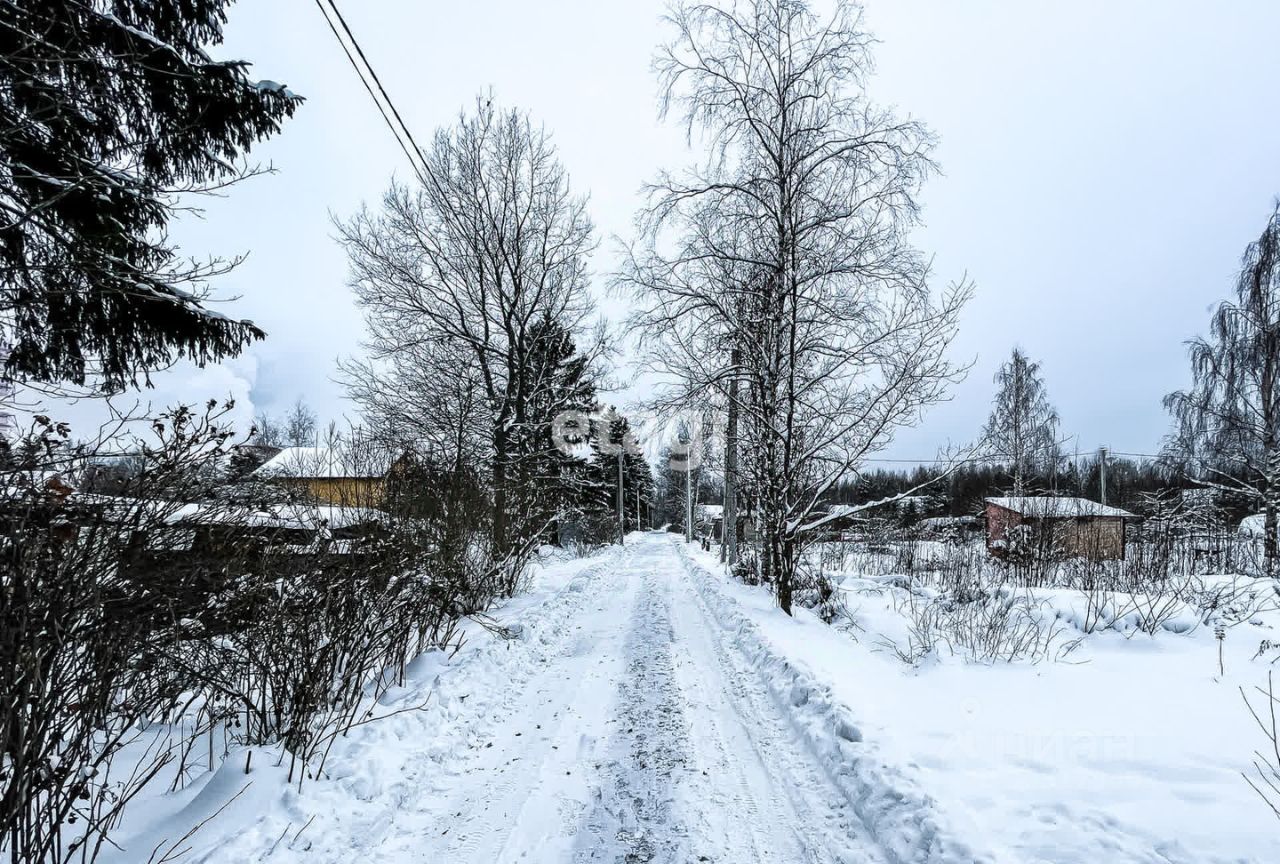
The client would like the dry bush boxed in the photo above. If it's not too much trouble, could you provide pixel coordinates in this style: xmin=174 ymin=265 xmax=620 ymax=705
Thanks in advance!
xmin=1243 ymin=672 xmax=1280 ymax=819
xmin=1 ymin=409 xmax=519 ymax=863
xmin=1 ymin=407 xmax=240 ymax=863
xmin=887 ymin=579 xmax=1078 ymax=665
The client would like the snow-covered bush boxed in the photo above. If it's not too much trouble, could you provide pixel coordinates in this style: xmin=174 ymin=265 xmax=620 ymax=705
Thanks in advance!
xmin=889 ymin=580 xmax=1078 ymax=664
xmin=732 ymin=550 xmax=762 ymax=586
xmin=0 ymin=408 xmax=520 ymax=863
xmin=793 ymin=564 xmax=845 ymax=624
xmin=0 ymin=407 xmax=245 ymax=864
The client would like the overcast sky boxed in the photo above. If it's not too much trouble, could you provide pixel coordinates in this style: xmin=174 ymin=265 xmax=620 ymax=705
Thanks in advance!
xmin=79 ymin=0 xmax=1280 ymax=462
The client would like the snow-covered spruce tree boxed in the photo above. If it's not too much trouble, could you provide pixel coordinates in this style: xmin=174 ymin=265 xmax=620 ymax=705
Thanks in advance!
xmin=626 ymin=0 xmax=970 ymax=614
xmin=337 ymin=96 xmax=604 ymax=563
xmin=1165 ymin=205 xmax=1280 ymax=570
xmin=983 ymin=348 xmax=1060 ymax=494
xmin=583 ymin=410 xmax=655 ymax=542
xmin=509 ymin=316 xmax=602 ymax=547
xmin=0 ymin=0 xmax=300 ymax=391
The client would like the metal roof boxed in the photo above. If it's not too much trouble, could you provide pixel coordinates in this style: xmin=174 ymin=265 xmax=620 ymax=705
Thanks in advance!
xmin=985 ymin=496 xmax=1134 ymax=519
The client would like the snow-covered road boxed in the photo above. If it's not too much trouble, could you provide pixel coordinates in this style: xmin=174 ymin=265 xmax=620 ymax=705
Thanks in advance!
xmin=110 ymin=532 xmax=973 ymax=864
xmin=392 ymin=533 xmax=892 ymax=863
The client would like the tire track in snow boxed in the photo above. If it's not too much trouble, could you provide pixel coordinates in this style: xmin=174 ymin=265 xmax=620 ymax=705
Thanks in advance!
xmin=575 ymin=535 xmax=882 ymax=864
xmin=666 ymin=541 xmax=887 ymax=864
xmin=406 ymin=544 xmax=639 ymax=863
xmin=574 ymin=554 xmax=689 ymax=863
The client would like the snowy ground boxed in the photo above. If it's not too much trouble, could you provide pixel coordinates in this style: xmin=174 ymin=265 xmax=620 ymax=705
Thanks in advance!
xmin=104 ymin=533 xmax=1280 ymax=863
xmin=687 ymin=542 xmax=1280 ymax=864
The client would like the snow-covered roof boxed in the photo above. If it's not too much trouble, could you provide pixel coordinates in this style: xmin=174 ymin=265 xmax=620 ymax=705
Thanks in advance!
xmin=254 ymin=446 xmax=388 ymax=480
xmin=821 ymin=504 xmax=872 ymax=519
xmin=1239 ymin=514 xmax=1278 ymax=538
xmin=985 ymin=497 xmax=1134 ymax=519
xmin=921 ymin=515 xmax=979 ymax=527
xmin=166 ymin=501 xmax=387 ymax=531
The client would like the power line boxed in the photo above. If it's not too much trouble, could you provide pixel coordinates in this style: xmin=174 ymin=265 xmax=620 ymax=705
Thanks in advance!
xmin=856 ymin=449 xmax=1166 ymax=465
xmin=312 ymin=0 xmax=432 ymax=188
xmin=319 ymin=0 xmax=431 ymax=175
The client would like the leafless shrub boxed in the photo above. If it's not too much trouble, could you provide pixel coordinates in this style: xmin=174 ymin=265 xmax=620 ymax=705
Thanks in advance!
xmin=888 ymin=580 xmax=1077 ymax=665
xmin=1 ymin=406 xmax=518 ymax=862
xmin=793 ymin=561 xmax=843 ymax=624
xmin=0 ymin=406 xmax=242 ymax=864
xmin=1243 ymin=672 xmax=1280 ymax=819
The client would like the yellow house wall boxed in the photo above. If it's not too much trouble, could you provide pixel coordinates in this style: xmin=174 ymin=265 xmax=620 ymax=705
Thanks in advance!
xmin=287 ymin=478 xmax=387 ymax=508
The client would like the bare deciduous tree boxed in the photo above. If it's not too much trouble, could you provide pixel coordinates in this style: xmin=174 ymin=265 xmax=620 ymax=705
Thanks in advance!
xmin=983 ymin=348 xmax=1060 ymax=494
xmin=251 ymin=411 xmax=284 ymax=448
xmin=337 ymin=96 xmax=603 ymax=560
xmin=284 ymin=399 xmax=318 ymax=447
xmin=623 ymin=0 xmax=971 ymax=613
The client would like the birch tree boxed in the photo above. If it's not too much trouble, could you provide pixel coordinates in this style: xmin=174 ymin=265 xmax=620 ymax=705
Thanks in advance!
xmin=625 ymin=0 xmax=970 ymax=613
xmin=1166 ymin=205 xmax=1280 ymax=570
xmin=982 ymin=348 xmax=1060 ymax=494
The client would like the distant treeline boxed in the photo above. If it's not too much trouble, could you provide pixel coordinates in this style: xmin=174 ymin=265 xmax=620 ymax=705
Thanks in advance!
xmin=825 ymin=457 xmax=1251 ymax=520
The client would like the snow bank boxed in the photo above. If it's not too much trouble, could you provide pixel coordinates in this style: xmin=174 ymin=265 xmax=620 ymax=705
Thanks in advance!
xmin=677 ymin=543 xmax=989 ymax=864
xmin=808 ymin=567 xmax=1280 ymax=861
xmin=99 ymin=548 xmax=620 ymax=863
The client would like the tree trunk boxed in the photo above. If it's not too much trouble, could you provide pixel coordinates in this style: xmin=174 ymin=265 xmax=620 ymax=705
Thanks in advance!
xmin=778 ymin=533 xmax=796 ymax=615
xmin=617 ymin=452 xmax=625 ymax=546
xmin=1264 ymin=344 xmax=1279 ymax=574
xmin=1266 ymin=446 xmax=1279 ymax=573
xmin=685 ymin=451 xmax=693 ymax=544
xmin=492 ymin=430 xmax=509 ymax=566
xmin=1266 ymin=504 xmax=1277 ymax=571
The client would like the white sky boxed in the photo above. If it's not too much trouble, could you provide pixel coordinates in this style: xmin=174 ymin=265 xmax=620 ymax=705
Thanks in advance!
xmin=91 ymin=0 xmax=1280 ymax=462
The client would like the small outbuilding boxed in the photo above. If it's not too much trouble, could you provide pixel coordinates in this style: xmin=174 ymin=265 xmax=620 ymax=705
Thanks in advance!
xmin=806 ymin=504 xmax=872 ymax=538
xmin=985 ymin=496 xmax=1135 ymax=561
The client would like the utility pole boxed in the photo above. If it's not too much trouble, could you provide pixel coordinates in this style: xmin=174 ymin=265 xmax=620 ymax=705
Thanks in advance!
xmin=685 ymin=451 xmax=693 ymax=544
xmin=617 ymin=450 xmax=625 ymax=546
xmin=1099 ymin=445 xmax=1109 ymax=507
xmin=636 ymin=483 xmax=641 ymax=532
xmin=723 ymin=355 xmax=740 ymax=566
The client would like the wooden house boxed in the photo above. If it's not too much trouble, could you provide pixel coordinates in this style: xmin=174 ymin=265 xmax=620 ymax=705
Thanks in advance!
xmin=984 ymin=496 xmax=1135 ymax=560
xmin=253 ymin=446 xmax=397 ymax=508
